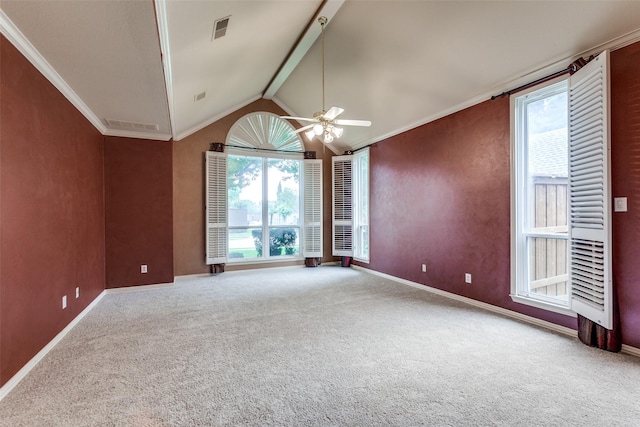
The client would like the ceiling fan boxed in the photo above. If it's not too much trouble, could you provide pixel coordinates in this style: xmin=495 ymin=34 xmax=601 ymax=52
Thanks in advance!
xmin=281 ymin=16 xmax=371 ymax=144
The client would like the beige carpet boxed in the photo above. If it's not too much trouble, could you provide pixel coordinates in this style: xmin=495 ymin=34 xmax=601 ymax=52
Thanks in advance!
xmin=1 ymin=265 xmax=640 ymax=426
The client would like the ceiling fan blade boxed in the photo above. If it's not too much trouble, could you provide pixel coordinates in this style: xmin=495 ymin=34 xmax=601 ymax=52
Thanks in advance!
xmin=334 ymin=119 xmax=372 ymax=127
xmin=280 ymin=116 xmax=317 ymax=123
xmin=293 ymin=124 xmax=314 ymax=134
xmin=324 ymin=106 xmax=344 ymax=120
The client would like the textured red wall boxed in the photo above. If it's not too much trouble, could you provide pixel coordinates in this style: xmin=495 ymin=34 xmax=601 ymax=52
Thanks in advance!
xmin=0 ymin=36 xmax=106 ymax=385
xmin=365 ymin=42 xmax=640 ymax=336
xmin=366 ymin=94 xmax=576 ymax=330
xmin=104 ymin=137 xmax=173 ymax=288
xmin=611 ymin=43 xmax=640 ymax=349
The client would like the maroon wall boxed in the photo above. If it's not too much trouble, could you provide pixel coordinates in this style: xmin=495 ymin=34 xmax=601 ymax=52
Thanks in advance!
xmin=104 ymin=137 xmax=173 ymax=288
xmin=364 ymin=41 xmax=640 ymax=338
xmin=368 ymin=97 xmax=512 ymax=308
xmin=611 ymin=42 xmax=640 ymax=348
xmin=0 ymin=36 xmax=106 ymax=386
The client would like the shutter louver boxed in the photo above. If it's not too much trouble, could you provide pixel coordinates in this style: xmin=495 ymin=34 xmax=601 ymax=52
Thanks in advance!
xmin=568 ymin=50 xmax=612 ymax=329
xmin=303 ymin=159 xmax=323 ymax=257
xmin=332 ymin=156 xmax=353 ymax=256
xmin=205 ymin=151 xmax=228 ymax=265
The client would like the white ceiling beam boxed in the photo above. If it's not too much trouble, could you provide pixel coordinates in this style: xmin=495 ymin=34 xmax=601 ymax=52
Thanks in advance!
xmin=262 ymin=0 xmax=344 ymax=100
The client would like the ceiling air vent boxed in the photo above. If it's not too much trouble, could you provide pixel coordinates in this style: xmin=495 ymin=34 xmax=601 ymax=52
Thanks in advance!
xmin=105 ymin=119 xmax=160 ymax=132
xmin=212 ymin=16 xmax=230 ymax=40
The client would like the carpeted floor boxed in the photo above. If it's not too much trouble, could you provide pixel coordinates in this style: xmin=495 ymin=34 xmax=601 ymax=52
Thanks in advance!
xmin=1 ymin=265 xmax=640 ymax=426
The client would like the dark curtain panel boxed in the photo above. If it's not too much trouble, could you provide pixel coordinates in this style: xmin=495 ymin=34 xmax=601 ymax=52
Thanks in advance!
xmin=577 ymin=295 xmax=621 ymax=352
xmin=576 ymin=261 xmax=622 ymax=350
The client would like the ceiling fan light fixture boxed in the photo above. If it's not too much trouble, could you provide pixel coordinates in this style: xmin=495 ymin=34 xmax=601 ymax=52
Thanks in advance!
xmin=279 ymin=16 xmax=371 ymax=146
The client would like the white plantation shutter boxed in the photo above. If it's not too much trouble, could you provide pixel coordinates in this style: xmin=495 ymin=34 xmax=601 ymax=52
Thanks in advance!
xmin=303 ymin=159 xmax=323 ymax=257
xmin=205 ymin=151 xmax=228 ymax=265
xmin=332 ymin=155 xmax=353 ymax=256
xmin=568 ymin=50 xmax=612 ymax=329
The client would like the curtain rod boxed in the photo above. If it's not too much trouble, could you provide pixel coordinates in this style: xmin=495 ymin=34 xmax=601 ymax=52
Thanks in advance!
xmin=211 ymin=142 xmax=305 ymax=155
xmin=490 ymin=64 xmax=577 ymax=100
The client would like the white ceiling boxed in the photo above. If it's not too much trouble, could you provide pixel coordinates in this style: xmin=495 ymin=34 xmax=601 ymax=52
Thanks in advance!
xmin=2 ymin=1 xmax=640 ymax=153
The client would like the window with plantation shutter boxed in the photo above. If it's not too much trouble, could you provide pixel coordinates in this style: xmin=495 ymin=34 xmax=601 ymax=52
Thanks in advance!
xmin=352 ymin=148 xmax=370 ymax=262
xmin=568 ymin=50 xmax=612 ymax=329
xmin=511 ymin=50 xmax=612 ymax=323
xmin=303 ymin=159 xmax=323 ymax=257
xmin=205 ymin=151 xmax=228 ymax=265
xmin=332 ymin=156 xmax=353 ymax=256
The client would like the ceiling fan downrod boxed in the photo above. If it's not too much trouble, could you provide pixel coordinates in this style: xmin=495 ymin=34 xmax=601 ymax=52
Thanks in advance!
xmin=319 ymin=16 xmax=327 ymax=115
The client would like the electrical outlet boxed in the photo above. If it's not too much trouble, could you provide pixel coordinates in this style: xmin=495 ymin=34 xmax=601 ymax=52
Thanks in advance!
xmin=465 ymin=273 xmax=472 ymax=284
xmin=76 ymin=287 xmax=80 ymax=298
xmin=141 ymin=264 xmax=148 ymax=273
xmin=421 ymin=264 xmax=427 ymax=273
xmin=62 ymin=295 xmax=67 ymax=309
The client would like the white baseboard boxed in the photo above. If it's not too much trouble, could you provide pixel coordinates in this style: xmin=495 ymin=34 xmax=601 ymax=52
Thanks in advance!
xmin=621 ymin=344 xmax=640 ymax=358
xmin=174 ymin=273 xmax=211 ymax=281
xmin=173 ymin=262 xmax=340 ymax=281
xmin=0 ymin=290 xmax=106 ymax=402
xmin=352 ymin=265 xmax=640 ymax=357
xmin=105 ymin=282 xmax=174 ymax=293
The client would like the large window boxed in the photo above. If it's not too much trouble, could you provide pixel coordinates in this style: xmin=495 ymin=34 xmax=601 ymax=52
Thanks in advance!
xmin=353 ymin=148 xmax=369 ymax=262
xmin=512 ymin=52 xmax=612 ymax=326
xmin=206 ymin=112 xmax=324 ymax=266
xmin=512 ymin=79 xmax=571 ymax=313
xmin=228 ymin=154 xmax=302 ymax=261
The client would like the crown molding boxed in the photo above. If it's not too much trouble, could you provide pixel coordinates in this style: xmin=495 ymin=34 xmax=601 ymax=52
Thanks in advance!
xmin=0 ymin=10 xmax=107 ymax=134
xmin=103 ymin=129 xmax=172 ymax=141
xmin=173 ymin=95 xmax=261 ymax=141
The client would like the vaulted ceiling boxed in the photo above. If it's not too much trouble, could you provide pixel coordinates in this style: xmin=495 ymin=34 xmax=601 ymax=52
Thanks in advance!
xmin=2 ymin=1 xmax=640 ymax=153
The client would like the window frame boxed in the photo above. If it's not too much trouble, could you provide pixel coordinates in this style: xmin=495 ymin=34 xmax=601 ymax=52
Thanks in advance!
xmin=352 ymin=148 xmax=370 ymax=263
xmin=510 ymin=77 xmax=576 ymax=317
xmin=226 ymin=149 xmax=304 ymax=264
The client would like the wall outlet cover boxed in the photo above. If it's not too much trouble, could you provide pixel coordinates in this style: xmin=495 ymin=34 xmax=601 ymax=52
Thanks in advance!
xmin=614 ymin=197 xmax=628 ymax=212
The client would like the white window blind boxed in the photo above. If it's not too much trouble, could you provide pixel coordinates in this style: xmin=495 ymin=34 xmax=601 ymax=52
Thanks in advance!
xmin=205 ymin=151 xmax=228 ymax=265
xmin=568 ymin=50 xmax=613 ymax=329
xmin=332 ymin=155 xmax=353 ymax=256
xmin=303 ymin=159 xmax=323 ymax=257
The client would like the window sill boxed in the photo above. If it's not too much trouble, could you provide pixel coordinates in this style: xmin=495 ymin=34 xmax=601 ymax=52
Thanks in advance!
xmin=509 ymin=294 xmax=577 ymax=318
xmin=227 ymin=256 xmax=303 ymax=266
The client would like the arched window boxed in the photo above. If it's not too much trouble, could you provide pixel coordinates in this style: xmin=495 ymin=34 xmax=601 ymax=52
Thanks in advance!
xmin=206 ymin=112 xmax=322 ymax=266
xmin=215 ymin=112 xmax=320 ymax=263
xmin=226 ymin=112 xmax=304 ymax=152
